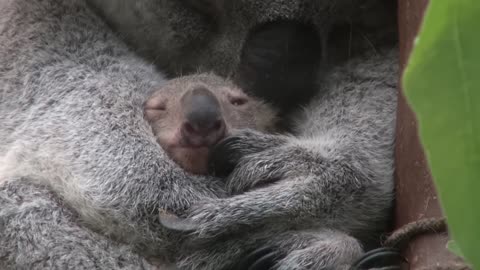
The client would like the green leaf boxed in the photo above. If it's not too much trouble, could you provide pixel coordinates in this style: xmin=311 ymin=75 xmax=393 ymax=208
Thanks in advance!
xmin=403 ymin=0 xmax=480 ymax=268
xmin=447 ymin=240 xmax=464 ymax=259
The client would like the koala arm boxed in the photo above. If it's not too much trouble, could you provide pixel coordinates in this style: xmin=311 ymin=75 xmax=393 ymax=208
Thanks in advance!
xmin=178 ymin=142 xmax=377 ymax=238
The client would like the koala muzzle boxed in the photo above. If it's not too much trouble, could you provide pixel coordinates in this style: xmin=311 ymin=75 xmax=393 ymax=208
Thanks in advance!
xmin=181 ymin=86 xmax=226 ymax=147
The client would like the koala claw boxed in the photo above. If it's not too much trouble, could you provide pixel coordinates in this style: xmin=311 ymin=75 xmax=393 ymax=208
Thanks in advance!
xmin=235 ymin=247 xmax=281 ymax=270
xmin=158 ymin=210 xmax=198 ymax=233
xmin=159 ymin=201 xmax=231 ymax=241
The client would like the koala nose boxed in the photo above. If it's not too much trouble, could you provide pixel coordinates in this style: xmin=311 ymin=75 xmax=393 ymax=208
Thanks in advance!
xmin=181 ymin=87 xmax=226 ymax=147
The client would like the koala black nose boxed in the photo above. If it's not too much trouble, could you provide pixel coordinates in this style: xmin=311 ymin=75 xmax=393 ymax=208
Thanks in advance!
xmin=181 ymin=87 xmax=226 ymax=147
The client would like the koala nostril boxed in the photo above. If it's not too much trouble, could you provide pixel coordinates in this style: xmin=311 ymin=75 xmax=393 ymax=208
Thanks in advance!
xmin=211 ymin=119 xmax=226 ymax=142
xmin=183 ymin=118 xmax=224 ymax=136
xmin=181 ymin=118 xmax=226 ymax=147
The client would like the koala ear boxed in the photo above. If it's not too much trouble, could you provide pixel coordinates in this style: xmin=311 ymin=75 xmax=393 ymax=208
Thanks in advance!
xmin=182 ymin=0 xmax=223 ymax=18
xmin=234 ymin=21 xmax=323 ymax=115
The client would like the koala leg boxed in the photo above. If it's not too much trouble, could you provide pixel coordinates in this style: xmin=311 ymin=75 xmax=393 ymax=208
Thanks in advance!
xmin=0 ymin=178 xmax=158 ymax=270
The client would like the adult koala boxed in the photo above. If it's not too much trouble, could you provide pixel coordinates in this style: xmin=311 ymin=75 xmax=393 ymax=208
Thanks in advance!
xmin=87 ymin=0 xmax=399 ymax=269
xmin=0 ymin=0 xmax=399 ymax=270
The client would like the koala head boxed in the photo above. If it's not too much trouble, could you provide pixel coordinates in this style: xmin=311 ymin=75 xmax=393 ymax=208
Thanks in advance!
xmin=144 ymin=73 xmax=277 ymax=174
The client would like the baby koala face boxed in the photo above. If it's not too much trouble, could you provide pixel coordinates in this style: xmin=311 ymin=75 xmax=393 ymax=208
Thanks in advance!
xmin=144 ymin=73 xmax=277 ymax=175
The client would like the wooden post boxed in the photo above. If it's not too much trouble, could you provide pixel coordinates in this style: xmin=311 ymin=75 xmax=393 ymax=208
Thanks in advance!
xmin=395 ymin=0 xmax=464 ymax=268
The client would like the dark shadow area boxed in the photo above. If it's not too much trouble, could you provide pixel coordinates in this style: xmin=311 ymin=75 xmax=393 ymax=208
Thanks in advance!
xmin=235 ymin=21 xmax=322 ymax=118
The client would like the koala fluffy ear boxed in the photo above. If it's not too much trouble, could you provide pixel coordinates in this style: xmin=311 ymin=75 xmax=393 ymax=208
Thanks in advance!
xmin=182 ymin=0 xmax=224 ymax=18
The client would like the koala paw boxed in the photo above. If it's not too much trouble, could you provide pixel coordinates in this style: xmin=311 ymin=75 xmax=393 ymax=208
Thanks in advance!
xmin=224 ymin=141 xmax=319 ymax=195
xmin=208 ymin=129 xmax=287 ymax=178
xmin=234 ymin=247 xmax=283 ymax=270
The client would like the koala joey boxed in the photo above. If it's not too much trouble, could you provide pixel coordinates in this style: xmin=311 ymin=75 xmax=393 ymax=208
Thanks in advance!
xmin=153 ymin=49 xmax=399 ymax=270
xmin=144 ymin=73 xmax=277 ymax=175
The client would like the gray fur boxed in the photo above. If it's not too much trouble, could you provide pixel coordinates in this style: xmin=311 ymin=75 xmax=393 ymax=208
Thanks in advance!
xmin=0 ymin=178 xmax=159 ymax=270
xmin=0 ymin=0 xmax=225 ymax=268
xmin=85 ymin=1 xmax=399 ymax=268
xmin=0 ymin=0 xmax=399 ymax=269
xmin=86 ymin=0 xmax=394 ymax=76
xmin=175 ymin=49 xmax=398 ymax=269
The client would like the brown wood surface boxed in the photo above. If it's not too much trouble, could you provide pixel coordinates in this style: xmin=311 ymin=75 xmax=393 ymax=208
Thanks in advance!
xmin=395 ymin=0 xmax=464 ymax=268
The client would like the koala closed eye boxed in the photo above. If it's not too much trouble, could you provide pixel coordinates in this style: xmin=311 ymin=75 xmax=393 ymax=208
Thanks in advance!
xmin=145 ymin=95 xmax=167 ymax=111
xmin=227 ymin=93 xmax=249 ymax=106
